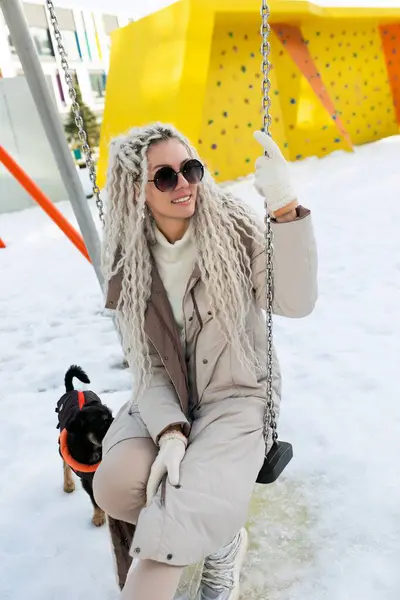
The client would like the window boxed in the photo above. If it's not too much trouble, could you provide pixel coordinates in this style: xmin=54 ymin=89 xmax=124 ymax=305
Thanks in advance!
xmin=102 ymin=15 xmax=119 ymax=35
xmin=55 ymin=71 xmax=66 ymax=104
xmin=7 ymin=25 xmax=55 ymax=58
xmin=103 ymin=14 xmax=119 ymax=52
xmin=60 ymin=30 xmax=82 ymax=61
xmin=6 ymin=26 xmax=17 ymax=54
xmin=30 ymin=27 xmax=54 ymax=57
xmin=89 ymin=71 xmax=107 ymax=100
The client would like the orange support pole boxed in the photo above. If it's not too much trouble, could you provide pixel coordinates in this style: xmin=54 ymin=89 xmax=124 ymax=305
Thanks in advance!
xmin=0 ymin=238 xmax=6 ymax=248
xmin=0 ymin=145 xmax=90 ymax=262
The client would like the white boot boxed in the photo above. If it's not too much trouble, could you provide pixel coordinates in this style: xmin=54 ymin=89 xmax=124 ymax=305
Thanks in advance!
xmin=194 ymin=528 xmax=248 ymax=600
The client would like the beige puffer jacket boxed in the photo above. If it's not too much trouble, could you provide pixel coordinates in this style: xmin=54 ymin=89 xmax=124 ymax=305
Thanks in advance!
xmin=101 ymin=206 xmax=317 ymax=566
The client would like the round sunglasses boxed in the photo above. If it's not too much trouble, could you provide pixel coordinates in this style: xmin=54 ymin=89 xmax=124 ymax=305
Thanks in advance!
xmin=148 ymin=159 xmax=204 ymax=192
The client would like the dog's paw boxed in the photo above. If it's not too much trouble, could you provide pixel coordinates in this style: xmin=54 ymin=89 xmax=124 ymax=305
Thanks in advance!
xmin=64 ymin=480 xmax=75 ymax=493
xmin=92 ymin=507 xmax=106 ymax=527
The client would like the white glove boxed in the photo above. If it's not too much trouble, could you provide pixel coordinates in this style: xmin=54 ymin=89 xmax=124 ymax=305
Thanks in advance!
xmin=146 ymin=431 xmax=187 ymax=506
xmin=253 ymin=130 xmax=297 ymax=216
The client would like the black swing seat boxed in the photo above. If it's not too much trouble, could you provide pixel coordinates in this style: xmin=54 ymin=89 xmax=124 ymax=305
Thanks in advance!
xmin=256 ymin=440 xmax=293 ymax=484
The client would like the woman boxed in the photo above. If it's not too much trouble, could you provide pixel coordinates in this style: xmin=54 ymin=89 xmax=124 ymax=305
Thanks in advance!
xmin=93 ymin=122 xmax=318 ymax=600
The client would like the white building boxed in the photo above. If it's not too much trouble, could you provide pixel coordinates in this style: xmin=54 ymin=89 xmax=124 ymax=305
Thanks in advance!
xmin=0 ymin=1 xmax=132 ymax=115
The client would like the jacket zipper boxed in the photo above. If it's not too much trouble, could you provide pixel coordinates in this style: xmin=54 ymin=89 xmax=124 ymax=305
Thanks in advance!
xmin=190 ymin=288 xmax=203 ymax=411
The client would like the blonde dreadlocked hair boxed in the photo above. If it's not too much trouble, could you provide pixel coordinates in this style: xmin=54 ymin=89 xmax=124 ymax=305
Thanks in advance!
xmin=101 ymin=122 xmax=266 ymax=408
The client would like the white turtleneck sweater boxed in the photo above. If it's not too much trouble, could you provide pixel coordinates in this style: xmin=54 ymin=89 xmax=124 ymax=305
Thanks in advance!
xmin=151 ymin=221 xmax=197 ymax=339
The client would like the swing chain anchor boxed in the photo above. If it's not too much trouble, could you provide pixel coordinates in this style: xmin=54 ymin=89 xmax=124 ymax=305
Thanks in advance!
xmin=45 ymin=0 xmax=105 ymax=226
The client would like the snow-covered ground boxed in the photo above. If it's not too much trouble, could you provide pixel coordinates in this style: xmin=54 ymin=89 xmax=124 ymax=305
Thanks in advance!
xmin=1 ymin=136 xmax=400 ymax=600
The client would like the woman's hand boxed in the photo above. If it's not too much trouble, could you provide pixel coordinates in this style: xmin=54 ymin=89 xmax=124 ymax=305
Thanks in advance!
xmin=146 ymin=430 xmax=187 ymax=506
xmin=253 ymin=130 xmax=298 ymax=219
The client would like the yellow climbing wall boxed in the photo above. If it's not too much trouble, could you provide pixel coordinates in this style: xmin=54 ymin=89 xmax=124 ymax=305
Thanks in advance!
xmin=271 ymin=28 xmax=350 ymax=163
xmin=302 ymin=21 xmax=397 ymax=147
xmin=97 ymin=1 xmax=400 ymax=186
xmin=198 ymin=15 xmax=398 ymax=181
xmin=198 ymin=14 xmax=286 ymax=182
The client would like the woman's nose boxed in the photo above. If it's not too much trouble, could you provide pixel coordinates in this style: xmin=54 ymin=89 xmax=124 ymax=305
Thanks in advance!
xmin=176 ymin=172 xmax=189 ymax=188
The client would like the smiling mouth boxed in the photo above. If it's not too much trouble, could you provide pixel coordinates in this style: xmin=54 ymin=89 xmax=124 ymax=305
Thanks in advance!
xmin=171 ymin=195 xmax=191 ymax=205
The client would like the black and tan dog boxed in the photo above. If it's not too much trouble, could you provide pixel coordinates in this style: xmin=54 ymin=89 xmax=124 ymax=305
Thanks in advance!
xmin=56 ymin=365 xmax=113 ymax=526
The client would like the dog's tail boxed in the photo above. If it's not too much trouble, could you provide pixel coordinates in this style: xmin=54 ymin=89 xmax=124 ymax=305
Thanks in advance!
xmin=65 ymin=365 xmax=90 ymax=392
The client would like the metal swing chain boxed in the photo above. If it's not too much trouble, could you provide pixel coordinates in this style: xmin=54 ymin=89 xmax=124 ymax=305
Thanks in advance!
xmin=261 ymin=0 xmax=278 ymax=453
xmin=46 ymin=1 xmax=275 ymax=449
xmin=45 ymin=0 xmax=105 ymax=226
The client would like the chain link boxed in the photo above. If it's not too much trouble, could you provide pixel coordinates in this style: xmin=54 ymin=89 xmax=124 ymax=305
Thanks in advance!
xmin=261 ymin=1 xmax=278 ymax=452
xmin=45 ymin=0 xmax=105 ymax=225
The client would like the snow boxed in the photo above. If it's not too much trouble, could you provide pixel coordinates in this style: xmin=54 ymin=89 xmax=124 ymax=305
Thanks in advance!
xmin=1 ymin=135 xmax=400 ymax=600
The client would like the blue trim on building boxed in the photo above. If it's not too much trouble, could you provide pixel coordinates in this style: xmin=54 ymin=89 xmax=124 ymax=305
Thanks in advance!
xmin=84 ymin=30 xmax=92 ymax=60
xmin=74 ymin=30 xmax=82 ymax=59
